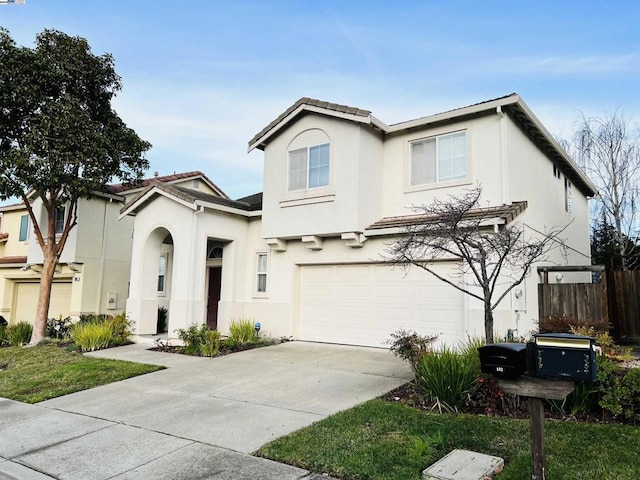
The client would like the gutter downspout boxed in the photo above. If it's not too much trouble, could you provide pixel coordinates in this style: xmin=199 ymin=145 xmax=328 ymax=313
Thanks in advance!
xmin=497 ymin=106 xmax=510 ymax=205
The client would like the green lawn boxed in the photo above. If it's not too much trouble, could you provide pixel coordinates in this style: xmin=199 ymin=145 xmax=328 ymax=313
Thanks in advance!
xmin=0 ymin=344 xmax=164 ymax=403
xmin=257 ymin=399 xmax=640 ymax=480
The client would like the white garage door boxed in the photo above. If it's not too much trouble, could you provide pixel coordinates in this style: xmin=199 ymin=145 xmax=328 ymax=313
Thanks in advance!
xmin=14 ymin=282 xmax=72 ymax=324
xmin=299 ymin=263 xmax=465 ymax=348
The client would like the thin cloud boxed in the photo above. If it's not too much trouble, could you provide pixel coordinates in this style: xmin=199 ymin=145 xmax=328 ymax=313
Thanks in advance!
xmin=495 ymin=54 xmax=640 ymax=75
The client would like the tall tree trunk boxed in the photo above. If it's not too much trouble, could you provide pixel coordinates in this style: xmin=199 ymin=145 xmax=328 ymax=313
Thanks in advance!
xmin=29 ymin=246 xmax=57 ymax=345
xmin=484 ymin=302 xmax=494 ymax=344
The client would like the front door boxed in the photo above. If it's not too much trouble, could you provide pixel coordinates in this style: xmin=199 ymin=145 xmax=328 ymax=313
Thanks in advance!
xmin=206 ymin=267 xmax=222 ymax=329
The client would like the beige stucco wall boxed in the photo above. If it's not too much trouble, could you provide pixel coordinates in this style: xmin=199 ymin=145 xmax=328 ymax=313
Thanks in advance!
xmin=261 ymin=114 xmax=386 ymax=239
xmin=253 ymin=109 xmax=592 ymax=341
xmin=125 ymin=108 xmax=592 ymax=344
xmin=382 ymin=113 xmax=504 ymax=217
xmin=1 ymin=195 xmax=133 ymax=322
xmin=126 ymin=193 xmax=265 ymax=336
xmin=0 ymin=207 xmax=30 ymax=258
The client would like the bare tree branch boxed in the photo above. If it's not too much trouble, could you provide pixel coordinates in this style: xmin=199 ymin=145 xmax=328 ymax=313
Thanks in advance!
xmin=384 ymin=186 xmax=567 ymax=343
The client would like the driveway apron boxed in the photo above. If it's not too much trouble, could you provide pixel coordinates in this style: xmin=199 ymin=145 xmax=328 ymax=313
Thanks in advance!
xmin=0 ymin=341 xmax=412 ymax=479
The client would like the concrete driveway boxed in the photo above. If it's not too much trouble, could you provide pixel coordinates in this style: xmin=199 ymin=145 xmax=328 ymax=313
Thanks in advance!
xmin=0 ymin=341 xmax=412 ymax=479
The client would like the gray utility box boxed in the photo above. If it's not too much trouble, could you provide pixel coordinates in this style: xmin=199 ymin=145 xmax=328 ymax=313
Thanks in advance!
xmin=533 ymin=333 xmax=597 ymax=382
xmin=478 ymin=343 xmax=528 ymax=379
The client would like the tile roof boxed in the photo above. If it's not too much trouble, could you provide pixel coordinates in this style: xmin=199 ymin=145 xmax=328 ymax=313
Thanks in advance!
xmin=172 ymin=186 xmax=262 ymax=211
xmin=0 ymin=255 xmax=27 ymax=265
xmin=235 ymin=192 xmax=263 ymax=210
xmin=388 ymin=93 xmax=518 ymax=128
xmin=248 ymin=97 xmax=371 ymax=148
xmin=107 ymin=171 xmax=227 ymax=197
xmin=366 ymin=201 xmax=527 ymax=231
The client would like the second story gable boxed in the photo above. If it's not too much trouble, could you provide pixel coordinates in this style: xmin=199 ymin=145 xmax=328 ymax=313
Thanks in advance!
xmin=249 ymin=94 xmax=596 ymax=242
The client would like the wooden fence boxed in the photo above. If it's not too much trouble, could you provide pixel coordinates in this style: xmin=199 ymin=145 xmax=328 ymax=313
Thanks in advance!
xmin=538 ymin=283 xmax=608 ymax=327
xmin=607 ymin=270 xmax=640 ymax=340
xmin=538 ymin=271 xmax=640 ymax=341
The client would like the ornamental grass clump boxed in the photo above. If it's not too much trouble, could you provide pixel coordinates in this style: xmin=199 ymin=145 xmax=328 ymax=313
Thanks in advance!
xmin=199 ymin=329 xmax=221 ymax=357
xmin=228 ymin=318 xmax=256 ymax=345
xmin=413 ymin=342 xmax=481 ymax=413
xmin=7 ymin=321 xmax=33 ymax=347
xmin=71 ymin=321 xmax=113 ymax=352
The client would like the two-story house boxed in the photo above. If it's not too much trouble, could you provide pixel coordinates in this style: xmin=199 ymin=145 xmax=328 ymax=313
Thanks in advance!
xmin=0 ymin=171 xmax=223 ymax=326
xmin=123 ymin=93 xmax=596 ymax=347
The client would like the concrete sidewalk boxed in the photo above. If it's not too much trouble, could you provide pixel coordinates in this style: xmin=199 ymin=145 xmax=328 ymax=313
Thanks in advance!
xmin=1 ymin=341 xmax=412 ymax=479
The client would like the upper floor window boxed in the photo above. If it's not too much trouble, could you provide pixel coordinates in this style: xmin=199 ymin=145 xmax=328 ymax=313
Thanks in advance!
xmin=289 ymin=143 xmax=330 ymax=191
xmin=19 ymin=215 xmax=29 ymax=241
xmin=565 ymin=177 xmax=573 ymax=214
xmin=410 ymin=131 xmax=467 ymax=186
xmin=55 ymin=207 xmax=66 ymax=234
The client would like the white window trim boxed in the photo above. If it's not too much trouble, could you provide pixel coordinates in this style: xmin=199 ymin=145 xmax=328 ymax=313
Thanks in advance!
xmin=287 ymin=143 xmax=331 ymax=193
xmin=253 ymin=251 xmax=269 ymax=298
xmin=157 ymin=253 xmax=168 ymax=297
xmin=405 ymin=128 xmax=472 ymax=193
xmin=565 ymin=177 xmax=573 ymax=214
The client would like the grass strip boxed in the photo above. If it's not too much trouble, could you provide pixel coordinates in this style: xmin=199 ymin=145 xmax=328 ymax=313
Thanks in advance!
xmin=257 ymin=399 xmax=640 ymax=480
xmin=0 ymin=344 xmax=164 ymax=403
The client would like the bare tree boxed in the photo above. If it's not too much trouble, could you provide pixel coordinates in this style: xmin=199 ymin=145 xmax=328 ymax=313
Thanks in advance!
xmin=385 ymin=187 xmax=566 ymax=344
xmin=572 ymin=111 xmax=640 ymax=270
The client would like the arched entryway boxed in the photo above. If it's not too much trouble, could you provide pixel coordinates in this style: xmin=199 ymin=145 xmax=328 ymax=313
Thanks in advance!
xmin=132 ymin=226 xmax=175 ymax=334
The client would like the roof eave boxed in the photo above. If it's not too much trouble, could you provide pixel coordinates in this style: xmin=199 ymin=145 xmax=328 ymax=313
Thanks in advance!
xmin=248 ymin=105 xmax=382 ymax=152
xmin=508 ymin=99 xmax=597 ymax=197
xmin=387 ymin=94 xmax=521 ymax=133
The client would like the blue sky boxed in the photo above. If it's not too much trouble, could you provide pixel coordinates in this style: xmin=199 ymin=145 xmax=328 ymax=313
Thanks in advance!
xmin=1 ymin=1 xmax=639 ymax=199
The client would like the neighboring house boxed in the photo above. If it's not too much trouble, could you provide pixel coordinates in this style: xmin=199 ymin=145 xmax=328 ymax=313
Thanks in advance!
xmin=124 ymin=93 xmax=596 ymax=347
xmin=0 ymin=171 xmax=221 ymax=326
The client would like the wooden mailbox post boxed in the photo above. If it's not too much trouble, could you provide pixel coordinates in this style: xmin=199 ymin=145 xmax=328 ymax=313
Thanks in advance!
xmin=498 ymin=377 xmax=574 ymax=480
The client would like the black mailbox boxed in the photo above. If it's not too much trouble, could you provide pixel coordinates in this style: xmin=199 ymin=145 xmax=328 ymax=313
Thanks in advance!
xmin=478 ymin=343 xmax=528 ymax=379
xmin=533 ymin=333 xmax=597 ymax=382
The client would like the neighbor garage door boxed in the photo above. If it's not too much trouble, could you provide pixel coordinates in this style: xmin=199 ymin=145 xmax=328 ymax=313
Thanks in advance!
xmin=13 ymin=282 xmax=72 ymax=324
xmin=299 ymin=263 xmax=466 ymax=348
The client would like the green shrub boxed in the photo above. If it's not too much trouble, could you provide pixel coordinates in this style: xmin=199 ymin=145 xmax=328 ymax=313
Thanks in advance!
xmin=386 ymin=329 xmax=440 ymax=368
xmin=46 ymin=315 xmax=73 ymax=340
xmin=199 ymin=329 xmax=221 ymax=357
xmin=107 ymin=313 xmax=131 ymax=345
xmin=176 ymin=323 xmax=209 ymax=355
xmin=228 ymin=318 xmax=256 ymax=345
xmin=157 ymin=306 xmax=168 ymax=333
xmin=7 ymin=321 xmax=33 ymax=346
xmin=548 ymin=380 xmax=599 ymax=416
xmin=413 ymin=342 xmax=481 ymax=413
xmin=597 ymin=355 xmax=640 ymax=423
xmin=72 ymin=313 xmax=130 ymax=347
xmin=538 ymin=314 xmax=609 ymax=335
xmin=0 ymin=325 xmax=8 ymax=346
xmin=71 ymin=321 xmax=113 ymax=352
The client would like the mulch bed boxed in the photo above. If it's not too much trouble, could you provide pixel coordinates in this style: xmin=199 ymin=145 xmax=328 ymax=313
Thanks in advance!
xmin=149 ymin=340 xmax=284 ymax=357
xmin=381 ymin=377 xmax=612 ymax=424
